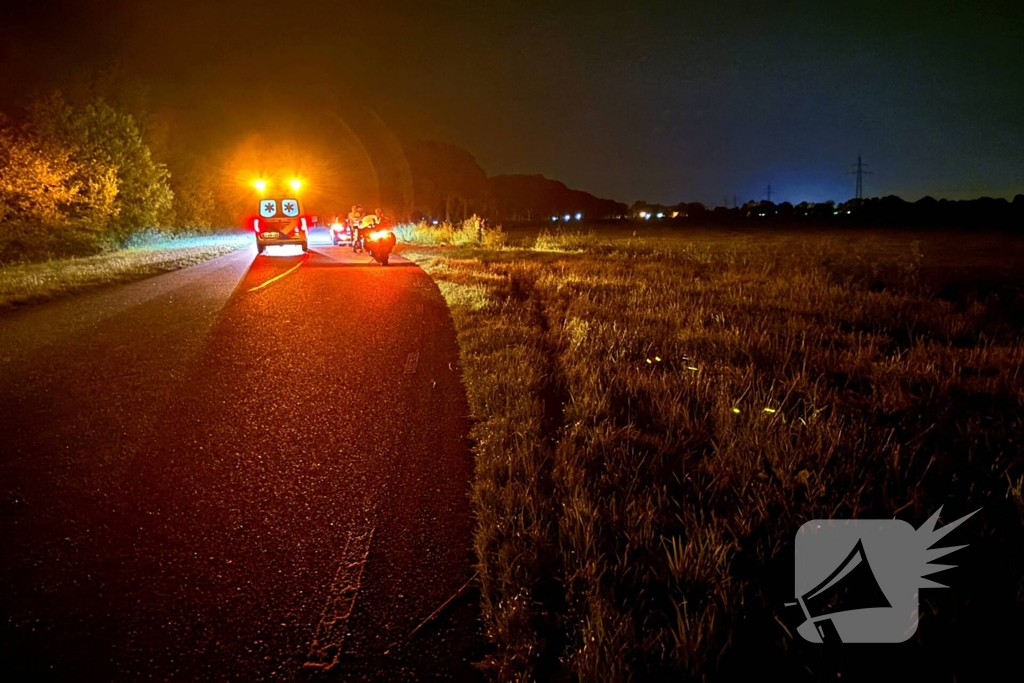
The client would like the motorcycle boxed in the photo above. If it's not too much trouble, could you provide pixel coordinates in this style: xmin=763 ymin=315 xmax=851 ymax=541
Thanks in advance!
xmin=363 ymin=226 xmax=397 ymax=266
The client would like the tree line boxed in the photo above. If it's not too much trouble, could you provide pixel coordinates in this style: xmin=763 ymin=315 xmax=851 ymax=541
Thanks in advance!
xmin=0 ymin=90 xmax=227 ymax=262
xmin=629 ymin=194 xmax=1024 ymax=230
xmin=403 ymin=141 xmax=628 ymax=224
xmin=0 ymin=90 xmax=630 ymax=264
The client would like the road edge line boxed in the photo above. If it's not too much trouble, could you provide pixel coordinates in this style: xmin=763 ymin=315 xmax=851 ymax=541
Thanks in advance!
xmin=248 ymin=253 xmax=310 ymax=292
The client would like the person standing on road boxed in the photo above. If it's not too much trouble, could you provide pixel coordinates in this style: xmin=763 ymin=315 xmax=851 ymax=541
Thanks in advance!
xmin=360 ymin=210 xmax=380 ymax=232
xmin=356 ymin=210 xmax=383 ymax=254
xmin=348 ymin=204 xmax=364 ymax=251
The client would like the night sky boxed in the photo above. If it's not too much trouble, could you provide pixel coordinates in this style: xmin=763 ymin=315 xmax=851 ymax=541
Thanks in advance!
xmin=2 ymin=0 xmax=1021 ymax=205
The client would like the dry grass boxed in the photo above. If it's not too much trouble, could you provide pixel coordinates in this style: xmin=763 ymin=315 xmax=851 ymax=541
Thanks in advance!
xmin=394 ymin=217 xmax=507 ymax=248
xmin=0 ymin=233 xmax=250 ymax=308
xmin=400 ymin=226 xmax=1024 ymax=681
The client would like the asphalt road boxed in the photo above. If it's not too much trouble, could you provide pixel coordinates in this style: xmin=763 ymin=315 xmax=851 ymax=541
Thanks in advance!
xmin=0 ymin=234 xmax=486 ymax=681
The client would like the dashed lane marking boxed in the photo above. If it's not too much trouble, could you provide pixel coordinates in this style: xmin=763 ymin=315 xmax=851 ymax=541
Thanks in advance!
xmin=302 ymin=526 xmax=375 ymax=672
xmin=248 ymin=253 xmax=309 ymax=292
xmin=404 ymin=351 xmax=419 ymax=374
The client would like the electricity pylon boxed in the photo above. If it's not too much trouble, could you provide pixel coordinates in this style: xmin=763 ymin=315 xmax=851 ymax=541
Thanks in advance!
xmin=850 ymin=155 xmax=872 ymax=199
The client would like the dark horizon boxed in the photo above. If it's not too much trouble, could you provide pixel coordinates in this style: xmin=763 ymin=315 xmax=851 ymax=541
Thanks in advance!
xmin=1 ymin=0 xmax=1022 ymax=207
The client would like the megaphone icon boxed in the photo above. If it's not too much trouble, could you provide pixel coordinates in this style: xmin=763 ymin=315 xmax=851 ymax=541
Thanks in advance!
xmin=789 ymin=538 xmax=892 ymax=643
xmin=789 ymin=509 xmax=979 ymax=644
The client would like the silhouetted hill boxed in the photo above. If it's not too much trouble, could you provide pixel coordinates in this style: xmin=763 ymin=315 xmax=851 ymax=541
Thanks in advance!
xmin=489 ymin=174 xmax=628 ymax=222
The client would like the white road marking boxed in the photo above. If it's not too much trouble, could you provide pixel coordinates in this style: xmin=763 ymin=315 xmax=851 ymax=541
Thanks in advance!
xmin=404 ymin=351 xmax=419 ymax=374
xmin=302 ymin=527 xmax=375 ymax=671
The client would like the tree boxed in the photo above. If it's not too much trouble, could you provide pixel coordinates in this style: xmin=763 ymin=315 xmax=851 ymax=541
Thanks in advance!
xmin=490 ymin=174 xmax=626 ymax=221
xmin=0 ymin=113 xmax=81 ymax=225
xmin=168 ymin=166 xmax=216 ymax=229
xmin=405 ymin=140 xmax=490 ymax=222
xmin=29 ymin=92 xmax=173 ymax=241
xmin=685 ymin=202 xmax=708 ymax=218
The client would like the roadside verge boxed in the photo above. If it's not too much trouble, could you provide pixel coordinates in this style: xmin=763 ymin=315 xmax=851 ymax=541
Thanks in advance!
xmin=0 ymin=234 xmax=251 ymax=309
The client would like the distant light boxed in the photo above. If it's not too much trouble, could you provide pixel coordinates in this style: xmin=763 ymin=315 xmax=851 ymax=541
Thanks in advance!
xmin=644 ymin=214 xmax=650 ymax=220
xmin=253 ymin=179 xmax=267 ymax=192
xmin=551 ymin=216 xmax=558 ymax=221
xmin=432 ymin=219 xmax=439 ymax=225
xmin=289 ymin=179 xmax=302 ymax=191
xmin=847 ymin=210 xmax=851 ymax=214
xmin=834 ymin=211 xmax=839 ymax=215
xmin=656 ymin=212 xmax=664 ymax=218
xmin=671 ymin=211 xmax=679 ymax=218
xmin=575 ymin=212 xmax=582 ymax=220
xmin=563 ymin=214 xmax=571 ymax=221
xmin=639 ymin=211 xmax=647 ymax=218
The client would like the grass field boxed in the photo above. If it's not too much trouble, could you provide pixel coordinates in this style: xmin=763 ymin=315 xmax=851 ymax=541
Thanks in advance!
xmin=398 ymin=222 xmax=1024 ymax=681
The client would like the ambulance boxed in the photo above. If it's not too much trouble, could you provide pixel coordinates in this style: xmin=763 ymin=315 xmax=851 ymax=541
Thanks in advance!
xmin=251 ymin=179 xmax=309 ymax=254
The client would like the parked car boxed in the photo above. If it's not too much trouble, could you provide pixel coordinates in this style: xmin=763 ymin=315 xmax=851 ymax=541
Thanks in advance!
xmin=330 ymin=218 xmax=354 ymax=246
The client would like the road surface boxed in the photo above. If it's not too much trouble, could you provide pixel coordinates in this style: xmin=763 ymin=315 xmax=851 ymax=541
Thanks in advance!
xmin=0 ymin=234 xmax=485 ymax=681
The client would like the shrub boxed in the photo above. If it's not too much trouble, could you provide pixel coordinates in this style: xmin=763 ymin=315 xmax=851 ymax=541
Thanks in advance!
xmin=395 ymin=216 xmax=506 ymax=247
xmin=533 ymin=227 xmax=600 ymax=252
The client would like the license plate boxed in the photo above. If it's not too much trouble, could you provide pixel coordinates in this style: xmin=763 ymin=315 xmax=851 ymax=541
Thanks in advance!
xmin=263 ymin=232 xmax=279 ymax=238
